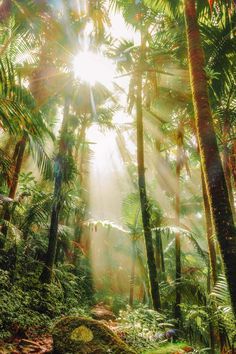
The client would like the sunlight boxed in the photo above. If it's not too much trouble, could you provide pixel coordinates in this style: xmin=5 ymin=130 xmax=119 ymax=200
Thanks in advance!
xmin=72 ymin=51 xmax=115 ymax=88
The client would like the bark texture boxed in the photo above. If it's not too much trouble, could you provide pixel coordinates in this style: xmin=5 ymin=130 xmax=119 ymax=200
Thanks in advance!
xmin=201 ymin=169 xmax=217 ymax=286
xmin=40 ymin=98 xmax=70 ymax=283
xmin=174 ymin=124 xmax=183 ymax=324
xmin=184 ymin=0 xmax=236 ymax=318
xmin=136 ymin=69 xmax=161 ymax=311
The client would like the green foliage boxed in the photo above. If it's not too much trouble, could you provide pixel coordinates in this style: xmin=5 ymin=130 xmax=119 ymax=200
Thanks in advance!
xmin=142 ymin=342 xmax=194 ymax=354
xmin=0 ymin=257 xmax=91 ymax=340
xmin=181 ymin=304 xmax=210 ymax=346
xmin=0 ymin=1 xmax=235 ymax=351
xmin=210 ymin=275 xmax=236 ymax=344
xmin=0 ymin=269 xmax=50 ymax=339
xmin=118 ymin=305 xmax=174 ymax=350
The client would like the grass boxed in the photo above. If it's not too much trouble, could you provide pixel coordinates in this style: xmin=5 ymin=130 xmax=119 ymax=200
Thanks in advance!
xmin=142 ymin=342 xmax=190 ymax=354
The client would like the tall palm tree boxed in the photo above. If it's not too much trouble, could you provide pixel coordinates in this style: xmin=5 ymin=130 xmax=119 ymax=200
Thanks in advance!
xmin=136 ymin=38 xmax=161 ymax=311
xmin=174 ymin=122 xmax=183 ymax=324
xmin=40 ymin=96 xmax=70 ymax=284
xmin=144 ymin=0 xmax=236 ymax=318
xmin=183 ymin=0 xmax=236 ymax=318
xmin=110 ymin=0 xmax=162 ymax=311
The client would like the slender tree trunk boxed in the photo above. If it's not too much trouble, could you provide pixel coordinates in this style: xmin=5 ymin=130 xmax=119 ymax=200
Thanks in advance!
xmin=206 ymin=268 xmax=215 ymax=354
xmin=40 ymin=98 xmax=70 ymax=284
xmin=154 ymin=140 xmax=166 ymax=279
xmin=155 ymin=230 xmax=165 ymax=278
xmin=1 ymin=133 xmax=27 ymax=244
xmin=202 ymin=170 xmax=218 ymax=353
xmin=184 ymin=0 xmax=236 ymax=318
xmin=230 ymin=141 xmax=236 ymax=189
xmin=201 ymin=169 xmax=217 ymax=285
xmin=129 ymin=239 xmax=136 ymax=307
xmin=222 ymin=113 xmax=235 ymax=221
xmin=222 ymin=144 xmax=235 ymax=221
xmin=72 ymin=122 xmax=87 ymax=265
xmin=155 ymin=230 xmax=161 ymax=272
xmin=175 ymin=125 xmax=182 ymax=324
xmin=136 ymin=64 xmax=161 ymax=311
xmin=159 ymin=234 xmax=165 ymax=274
xmin=40 ymin=174 xmax=62 ymax=284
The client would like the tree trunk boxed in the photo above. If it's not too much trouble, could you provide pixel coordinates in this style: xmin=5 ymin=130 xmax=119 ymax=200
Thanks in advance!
xmin=129 ymin=239 xmax=136 ymax=307
xmin=155 ymin=230 xmax=161 ymax=272
xmin=202 ymin=170 xmax=218 ymax=353
xmin=136 ymin=66 xmax=161 ymax=311
xmin=155 ymin=230 xmax=165 ymax=279
xmin=154 ymin=140 xmax=165 ymax=279
xmin=184 ymin=0 xmax=236 ymax=318
xmin=72 ymin=121 xmax=87 ymax=265
xmin=40 ymin=98 xmax=70 ymax=284
xmin=1 ymin=133 xmax=27 ymax=244
xmin=201 ymin=169 xmax=217 ymax=286
xmin=40 ymin=175 xmax=62 ymax=283
xmin=175 ymin=125 xmax=182 ymax=324
xmin=230 ymin=141 xmax=236 ymax=189
xmin=222 ymin=145 xmax=235 ymax=222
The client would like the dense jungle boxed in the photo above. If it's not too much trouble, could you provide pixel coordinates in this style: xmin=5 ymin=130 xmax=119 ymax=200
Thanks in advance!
xmin=0 ymin=0 xmax=235 ymax=353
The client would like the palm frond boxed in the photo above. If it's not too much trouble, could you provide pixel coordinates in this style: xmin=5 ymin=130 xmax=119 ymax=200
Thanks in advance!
xmin=152 ymin=226 xmax=208 ymax=263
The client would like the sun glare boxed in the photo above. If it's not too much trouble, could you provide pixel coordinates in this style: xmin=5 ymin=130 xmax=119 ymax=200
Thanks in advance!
xmin=72 ymin=51 xmax=115 ymax=88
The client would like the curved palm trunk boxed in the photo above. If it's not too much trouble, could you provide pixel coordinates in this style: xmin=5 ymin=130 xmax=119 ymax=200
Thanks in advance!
xmin=40 ymin=98 xmax=70 ymax=284
xmin=201 ymin=169 xmax=217 ymax=286
xmin=184 ymin=0 xmax=236 ymax=318
xmin=201 ymin=169 xmax=218 ymax=353
xmin=1 ymin=133 xmax=27 ymax=244
xmin=136 ymin=69 xmax=161 ymax=311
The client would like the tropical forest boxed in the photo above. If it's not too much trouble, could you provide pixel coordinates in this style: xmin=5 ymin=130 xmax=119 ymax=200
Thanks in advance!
xmin=0 ymin=0 xmax=235 ymax=353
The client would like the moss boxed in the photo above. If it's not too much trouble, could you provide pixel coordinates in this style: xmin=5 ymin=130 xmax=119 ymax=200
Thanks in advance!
xmin=142 ymin=342 xmax=191 ymax=354
xmin=70 ymin=326 xmax=94 ymax=342
xmin=52 ymin=316 xmax=137 ymax=353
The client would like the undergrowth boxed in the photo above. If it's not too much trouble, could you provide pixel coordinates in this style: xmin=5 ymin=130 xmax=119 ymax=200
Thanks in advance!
xmin=0 ymin=250 xmax=92 ymax=340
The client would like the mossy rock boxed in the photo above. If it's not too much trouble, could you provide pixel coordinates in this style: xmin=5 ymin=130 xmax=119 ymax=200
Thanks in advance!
xmin=52 ymin=316 xmax=137 ymax=354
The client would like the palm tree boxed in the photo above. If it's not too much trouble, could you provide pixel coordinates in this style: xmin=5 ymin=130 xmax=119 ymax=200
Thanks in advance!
xmin=110 ymin=0 xmax=162 ymax=311
xmin=136 ymin=56 xmax=161 ymax=311
xmin=0 ymin=57 xmax=51 ymax=246
xmin=183 ymin=0 xmax=236 ymax=318
xmin=144 ymin=0 xmax=236 ymax=318
xmin=174 ymin=122 xmax=183 ymax=324
xmin=40 ymin=96 xmax=70 ymax=283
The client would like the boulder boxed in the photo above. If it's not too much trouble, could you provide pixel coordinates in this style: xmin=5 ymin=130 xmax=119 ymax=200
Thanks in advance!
xmin=52 ymin=316 xmax=136 ymax=354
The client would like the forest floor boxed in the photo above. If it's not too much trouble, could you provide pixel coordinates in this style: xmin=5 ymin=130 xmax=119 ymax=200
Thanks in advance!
xmin=0 ymin=335 xmax=53 ymax=354
xmin=0 ymin=338 xmax=194 ymax=354
xmin=0 ymin=304 xmax=194 ymax=353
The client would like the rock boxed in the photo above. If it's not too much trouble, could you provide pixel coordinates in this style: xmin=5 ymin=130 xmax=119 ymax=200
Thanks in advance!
xmin=91 ymin=303 xmax=116 ymax=321
xmin=52 ymin=316 xmax=136 ymax=354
